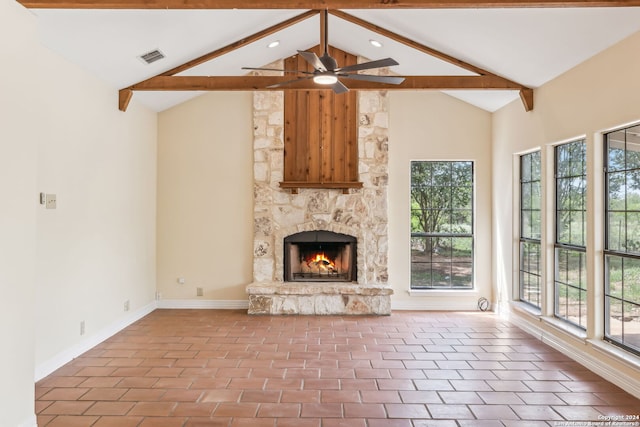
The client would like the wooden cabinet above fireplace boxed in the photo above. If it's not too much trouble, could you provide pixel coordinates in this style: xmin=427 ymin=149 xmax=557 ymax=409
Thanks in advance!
xmin=280 ymin=45 xmax=363 ymax=194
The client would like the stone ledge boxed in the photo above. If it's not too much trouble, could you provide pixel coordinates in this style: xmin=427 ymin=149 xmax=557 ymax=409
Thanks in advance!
xmin=246 ymin=282 xmax=393 ymax=315
xmin=246 ymin=282 xmax=393 ymax=296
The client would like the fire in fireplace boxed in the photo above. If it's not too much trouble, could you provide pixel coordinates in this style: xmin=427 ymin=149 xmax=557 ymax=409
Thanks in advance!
xmin=284 ymin=231 xmax=357 ymax=282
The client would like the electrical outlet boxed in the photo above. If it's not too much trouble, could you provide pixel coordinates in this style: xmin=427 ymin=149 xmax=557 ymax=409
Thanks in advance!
xmin=124 ymin=300 xmax=130 ymax=312
xmin=155 ymin=291 xmax=161 ymax=300
xmin=80 ymin=320 xmax=85 ymax=336
xmin=196 ymin=287 xmax=203 ymax=297
xmin=177 ymin=277 xmax=185 ymax=285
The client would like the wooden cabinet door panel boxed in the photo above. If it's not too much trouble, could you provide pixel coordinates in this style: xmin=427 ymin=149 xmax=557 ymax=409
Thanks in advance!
xmin=281 ymin=45 xmax=361 ymax=192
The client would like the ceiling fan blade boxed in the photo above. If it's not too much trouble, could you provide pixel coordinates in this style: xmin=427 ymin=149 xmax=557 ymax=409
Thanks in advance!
xmin=242 ymin=66 xmax=314 ymax=75
xmin=242 ymin=66 xmax=284 ymax=72
xmin=335 ymin=58 xmax=399 ymax=74
xmin=339 ymin=73 xmax=405 ymax=85
xmin=297 ymin=50 xmax=327 ymax=72
xmin=331 ymin=80 xmax=349 ymax=94
xmin=266 ymin=76 xmax=314 ymax=89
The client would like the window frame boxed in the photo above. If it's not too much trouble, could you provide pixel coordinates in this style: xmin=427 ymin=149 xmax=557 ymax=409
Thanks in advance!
xmin=410 ymin=160 xmax=475 ymax=290
xmin=519 ymin=150 xmax=542 ymax=308
xmin=553 ymin=139 xmax=587 ymax=329
xmin=604 ymin=125 xmax=640 ymax=355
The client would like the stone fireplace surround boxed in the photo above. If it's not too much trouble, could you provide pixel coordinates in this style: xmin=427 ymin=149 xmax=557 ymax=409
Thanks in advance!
xmin=246 ymin=75 xmax=393 ymax=315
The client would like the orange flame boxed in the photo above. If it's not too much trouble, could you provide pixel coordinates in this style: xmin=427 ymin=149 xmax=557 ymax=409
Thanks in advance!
xmin=306 ymin=252 xmax=336 ymax=271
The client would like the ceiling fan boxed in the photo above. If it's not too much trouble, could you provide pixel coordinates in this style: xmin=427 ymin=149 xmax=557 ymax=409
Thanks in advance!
xmin=242 ymin=10 xmax=405 ymax=94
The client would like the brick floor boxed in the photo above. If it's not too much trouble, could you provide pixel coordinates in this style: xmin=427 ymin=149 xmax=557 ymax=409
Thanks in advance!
xmin=35 ymin=309 xmax=640 ymax=426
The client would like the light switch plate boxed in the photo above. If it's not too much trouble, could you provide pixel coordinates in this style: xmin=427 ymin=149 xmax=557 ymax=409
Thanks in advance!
xmin=45 ymin=194 xmax=57 ymax=209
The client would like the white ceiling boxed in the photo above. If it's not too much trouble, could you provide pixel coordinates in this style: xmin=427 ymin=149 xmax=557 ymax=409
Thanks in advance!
xmin=29 ymin=6 xmax=640 ymax=112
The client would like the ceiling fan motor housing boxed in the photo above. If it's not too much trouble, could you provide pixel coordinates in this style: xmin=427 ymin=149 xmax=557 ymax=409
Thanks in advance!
xmin=320 ymin=53 xmax=338 ymax=71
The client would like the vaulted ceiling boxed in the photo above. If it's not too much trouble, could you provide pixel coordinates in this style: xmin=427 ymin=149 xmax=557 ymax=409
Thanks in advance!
xmin=17 ymin=0 xmax=640 ymax=112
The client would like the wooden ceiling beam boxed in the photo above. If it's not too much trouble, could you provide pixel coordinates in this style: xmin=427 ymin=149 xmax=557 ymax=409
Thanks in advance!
xmin=129 ymin=75 xmax=528 ymax=91
xmin=17 ymin=0 xmax=640 ymax=9
xmin=158 ymin=10 xmax=316 ymax=77
xmin=118 ymin=10 xmax=317 ymax=111
xmin=117 ymin=11 xmax=536 ymax=111
xmin=332 ymin=9 xmax=533 ymax=110
xmin=331 ymin=10 xmax=501 ymax=80
xmin=520 ymin=88 xmax=534 ymax=112
xmin=119 ymin=89 xmax=133 ymax=111
xmin=93 ymin=3 xmax=540 ymax=111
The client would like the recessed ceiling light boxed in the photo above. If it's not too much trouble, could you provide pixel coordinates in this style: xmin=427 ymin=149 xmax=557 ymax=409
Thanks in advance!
xmin=369 ymin=39 xmax=383 ymax=48
xmin=267 ymin=40 xmax=280 ymax=48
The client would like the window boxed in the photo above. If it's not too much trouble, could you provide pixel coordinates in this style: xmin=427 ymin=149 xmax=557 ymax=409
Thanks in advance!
xmin=410 ymin=161 xmax=474 ymax=289
xmin=519 ymin=151 xmax=542 ymax=308
xmin=605 ymin=125 xmax=640 ymax=354
xmin=554 ymin=140 xmax=587 ymax=328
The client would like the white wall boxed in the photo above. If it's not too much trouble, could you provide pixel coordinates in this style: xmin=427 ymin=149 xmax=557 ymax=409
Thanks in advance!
xmin=1 ymin=2 xmax=158 ymax=425
xmin=157 ymin=92 xmax=254 ymax=304
xmin=389 ymin=91 xmax=493 ymax=310
xmin=35 ymin=84 xmax=157 ymax=372
xmin=493 ymin=31 xmax=640 ymax=394
xmin=0 ymin=3 xmax=39 ymax=425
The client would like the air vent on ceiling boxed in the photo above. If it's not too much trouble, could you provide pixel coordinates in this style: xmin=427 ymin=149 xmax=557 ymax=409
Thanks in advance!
xmin=138 ymin=49 xmax=165 ymax=65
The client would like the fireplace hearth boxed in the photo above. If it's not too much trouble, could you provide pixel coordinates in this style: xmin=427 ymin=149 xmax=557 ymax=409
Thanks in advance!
xmin=284 ymin=231 xmax=356 ymax=282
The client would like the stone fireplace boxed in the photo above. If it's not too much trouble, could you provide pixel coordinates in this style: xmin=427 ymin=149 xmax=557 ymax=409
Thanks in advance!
xmin=246 ymin=72 xmax=393 ymax=315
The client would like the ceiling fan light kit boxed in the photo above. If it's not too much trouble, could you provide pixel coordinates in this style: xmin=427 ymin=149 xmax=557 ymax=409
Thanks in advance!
xmin=313 ymin=74 xmax=338 ymax=85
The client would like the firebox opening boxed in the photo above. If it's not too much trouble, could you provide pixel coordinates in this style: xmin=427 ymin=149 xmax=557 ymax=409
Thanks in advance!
xmin=294 ymin=242 xmax=350 ymax=281
xmin=284 ymin=231 xmax=357 ymax=282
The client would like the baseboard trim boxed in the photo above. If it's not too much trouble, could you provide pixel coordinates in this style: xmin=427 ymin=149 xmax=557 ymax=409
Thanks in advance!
xmin=392 ymin=300 xmax=480 ymax=311
xmin=34 ymin=301 xmax=156 ymax=382
xmin=157 ymin=299 xmax=249 ymax=310
xmin=506 ymin=309 xmax=640 ymax=399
